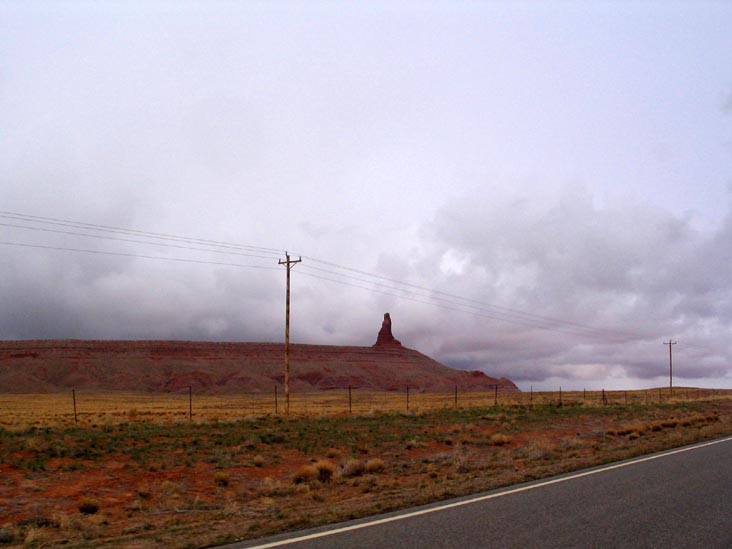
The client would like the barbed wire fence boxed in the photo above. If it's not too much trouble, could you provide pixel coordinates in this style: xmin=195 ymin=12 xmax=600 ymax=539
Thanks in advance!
xmin=1 ymin=386 xmax=730 ymax=428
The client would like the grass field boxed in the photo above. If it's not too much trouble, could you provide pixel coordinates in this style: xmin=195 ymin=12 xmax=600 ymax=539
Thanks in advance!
xmin=1 ymin=390 xmax=731 ymax=548
xmin=1 ymin=387 xmax=729 ymax=429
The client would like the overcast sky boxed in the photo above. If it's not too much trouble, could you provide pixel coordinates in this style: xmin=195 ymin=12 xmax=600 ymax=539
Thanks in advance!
xmin=2 ymin=1 xmax=732 ymax=390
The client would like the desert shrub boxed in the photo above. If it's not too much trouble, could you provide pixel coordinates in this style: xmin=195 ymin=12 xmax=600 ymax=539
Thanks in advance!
xmin=360 ymin=474 xmax=379 ymax=493
xmin=490 ymin=433 xmax=511 ymax=446
xmin=259 ymin=432 xmax=287 ymax=444
xmin=452 ymin=452 xmax=470 ymax=474
xmin=0 ymin=527 xmax=14 ymax=544
xmin=292 ymin=465 xmax=317 ymax=484
xmin=260 ymin=477 xmax=294 ymax=497
xmin=340 ymin=458 xmax=365 ymax=478
xmin=661 ymin=419 xmax=678 ymax=428
xmin=213 ymin=471 xmax=230 ymax=487
xmin=627 ymin=423 xmax=648 ymax=435
xmin=160 ymin=480 xmax=183 ymax=495
xmin=364 ymin=458 xmax=385 ymax=473
xmin=78 ymin=498 xmax=99 ymax=515
xmin=314 ymin=460 xmax=336 ymax=482
xmin=405 ymin=438 xmax=420 ymax=450
xmin=252 ymin=455 xmax=265 ymax=467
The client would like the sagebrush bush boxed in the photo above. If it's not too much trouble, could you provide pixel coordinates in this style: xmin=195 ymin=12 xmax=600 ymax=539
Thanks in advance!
xmin=340 ymin=458 xmax=365 ymax=478
xmin=78 ymin=498 xmax=99 ymax=515
xmin=314 ymin=460 xmax=336 ymax=483
xmin=292 ymin=465 xmax=317 ymax=484
xmin=213 ymin=471 xmax=230 ymax=487
xmin=490 ymin=433 xmax=511 ymax=446
xmin=364 ymin=458 xmax=385 ymax=473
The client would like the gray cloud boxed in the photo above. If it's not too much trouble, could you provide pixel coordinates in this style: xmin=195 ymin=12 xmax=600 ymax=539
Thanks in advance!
xmin=396 ymin=186 xmax=732 ymax=387
xmin=2 ymin=2 xmax=732 ymax=391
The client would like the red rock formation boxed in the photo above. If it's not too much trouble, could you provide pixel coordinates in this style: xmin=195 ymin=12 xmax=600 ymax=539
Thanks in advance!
xmin=374 ymin=312 xmax=402 ymax=347
xmin=0 ymin=315 xmax=520 ymax=394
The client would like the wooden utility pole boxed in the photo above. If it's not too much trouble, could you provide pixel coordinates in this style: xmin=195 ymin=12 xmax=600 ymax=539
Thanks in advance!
xmin=664 ymin=339 xmax=676 ymax=397
xmin=279 ymin=252 xmax=301 ymax=415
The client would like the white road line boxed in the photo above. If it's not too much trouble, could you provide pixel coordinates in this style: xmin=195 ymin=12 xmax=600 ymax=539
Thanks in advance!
xmin=246 ymin=436 xmax=732 ymax=548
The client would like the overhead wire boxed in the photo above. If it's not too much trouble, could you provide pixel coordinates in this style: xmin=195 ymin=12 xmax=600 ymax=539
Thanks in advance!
xmin=0 ymin=210 xmax=663 ymax=343
xmin=0 ymin=241 xmax=280 ymax=271
xmin=297 ymin=269 xmax=631 ymax=340
xmin=0 ymin=211 xmax=283 ymax=256
xmin=296 ymin=261 xmax=644 ymax=341
xmin=0 ymin=221 xmax=278 ymax=261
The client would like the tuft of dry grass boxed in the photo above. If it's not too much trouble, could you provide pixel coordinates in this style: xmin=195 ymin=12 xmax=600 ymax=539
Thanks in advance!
xmin=340 ymin=458 xmax=365 ymax=478
xmin=314 ymin=460 xmax=337 ymax=483
xmin=77 ymin=498 xmax=99 ymax=515
xmin=214 ymin=471 xmax=230 ymax=487
xmin=292 ymin=465 xmax=317 ymax=484
xmin=490 ymin=433 xmax=511 ymax=446
xmin=364 ymin=458 xmax=385 ymax=473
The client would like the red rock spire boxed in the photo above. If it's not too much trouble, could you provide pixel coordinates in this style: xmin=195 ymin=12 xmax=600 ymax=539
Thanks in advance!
xmin=374 ymin=312 xmax=402 ymax=347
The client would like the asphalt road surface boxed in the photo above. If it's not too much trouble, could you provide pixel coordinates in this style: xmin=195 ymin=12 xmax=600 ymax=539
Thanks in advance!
xmin=227 ymin=436 xmax=732 ymax=549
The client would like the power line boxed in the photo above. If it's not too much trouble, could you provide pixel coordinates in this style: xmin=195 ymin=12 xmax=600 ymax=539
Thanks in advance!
xmin=0 ymin=241 xmax=279 ymax=271
xmin=0 ymin=210 xmax=661 ymax=343
xmin=0 ymin=211 xmax=283 ymax=256
xmin=0 ymin=222 xmax=277 ymax=261
xmin=296 ymin=260 xmax=646 ymax=342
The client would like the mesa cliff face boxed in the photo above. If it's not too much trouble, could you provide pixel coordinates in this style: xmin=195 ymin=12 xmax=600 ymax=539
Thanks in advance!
xmin=0 ymin=314 xmax=518 ymax=394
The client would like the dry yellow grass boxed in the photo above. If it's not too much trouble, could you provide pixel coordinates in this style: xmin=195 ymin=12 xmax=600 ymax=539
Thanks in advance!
xmin=0 ymin=388 xmax=730 ymax=429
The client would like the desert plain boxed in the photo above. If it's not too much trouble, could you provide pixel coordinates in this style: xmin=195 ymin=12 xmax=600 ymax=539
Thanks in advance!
xmin=1 ymin=389 xmax=731 ymax=548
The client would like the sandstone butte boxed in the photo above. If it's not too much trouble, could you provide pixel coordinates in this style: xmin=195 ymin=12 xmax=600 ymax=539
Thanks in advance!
xmin=0 ymin=313 xmax=518 ymax=394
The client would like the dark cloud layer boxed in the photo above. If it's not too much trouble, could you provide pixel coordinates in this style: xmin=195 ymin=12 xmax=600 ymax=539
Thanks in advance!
xmin=395 ymin=188 xmax=732 ymax=387
xmin=2 ymin=3 xmax=731 ymax=390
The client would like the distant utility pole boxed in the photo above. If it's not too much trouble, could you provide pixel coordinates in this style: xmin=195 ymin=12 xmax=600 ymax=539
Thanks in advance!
xmin=279 ymin=252 xmax=301 ymax=415
xmin=664 ymin=339 xmax=677 ymax=397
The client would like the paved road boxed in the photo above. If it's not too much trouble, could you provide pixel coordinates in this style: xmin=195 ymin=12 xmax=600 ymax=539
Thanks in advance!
xmin=228 ymin=437 xmax=732 ymax=549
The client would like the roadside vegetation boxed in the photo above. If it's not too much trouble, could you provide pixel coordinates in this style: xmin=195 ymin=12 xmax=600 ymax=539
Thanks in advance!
xmin=0 ymin=392 xmax=730 ymax=548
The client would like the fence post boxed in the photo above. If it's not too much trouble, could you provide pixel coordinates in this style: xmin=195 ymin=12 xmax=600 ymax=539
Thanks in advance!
xmin=530 ymin=385 xmax=533 ymax=407
xmin=348 ymin=385 xmax=352 ymax=415
xmin=72 ymin=389 xmax=78 ymax=425
xmin=188 ymin=386 xmax=192 ymax=421
xmin=494 ymin=385 xmax=498 ymax=407
xmin=406 ymin=386 xmax=410 ymax=412
xmin=602 ymin=388 xmax=607 ymax=405
xmin=454 ymin=385 xmax=458 ymax=407
xmin=559 ymin=387 xmax=562 ymax=406
xmin=274 ymin=385 xmax=278 ymax=415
